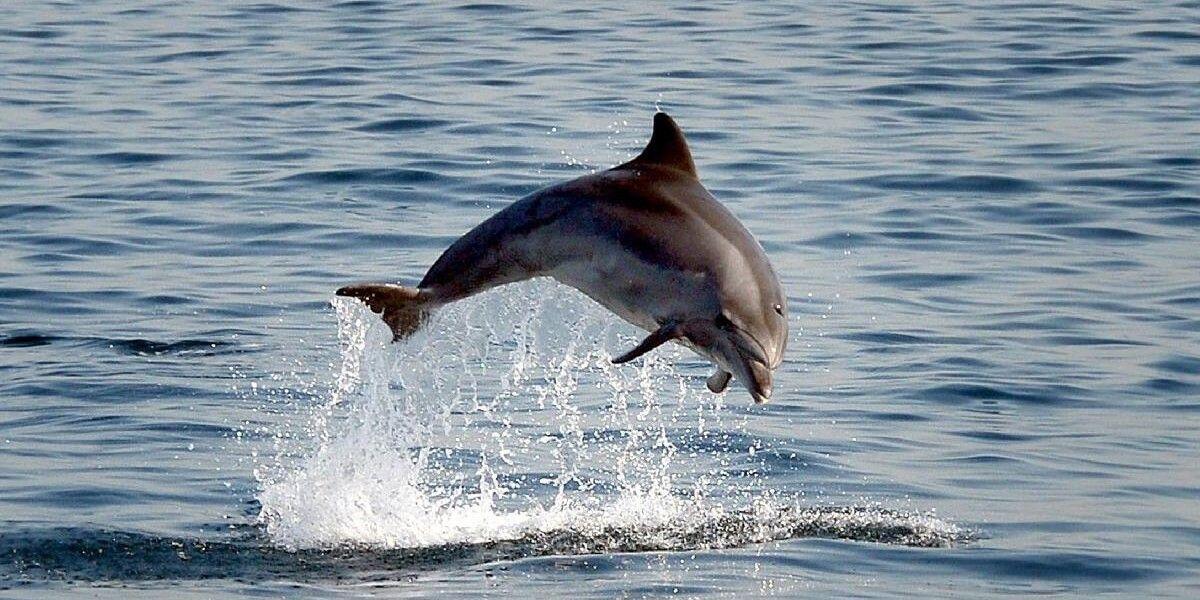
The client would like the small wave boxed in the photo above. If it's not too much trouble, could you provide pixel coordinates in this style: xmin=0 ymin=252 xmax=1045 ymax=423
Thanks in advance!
xmin=148 ymin=49 xmax=234 ymax=63
xmin=0 ymin=332 xmax=244 ymax=357
xmin=1143 ymin=377 xmax=1199 ymax=394
xmin=835 ymin=331 xmax=934 ymax=345
xmin=0 ymin=506 xmax=966 ymax=583
xmin=1148 ymin=355 xmax=1200 ymax=376
xmin=0 ymin=333 xmax=58 ymax=348
xmin=0 ymin=28 xmax=65 ymax=40
xmin=1017 ymin=83 xmax=1173 ymax=101
xmin=104 ymin=338 xmax=236 ymax=357
xmin=1048 ymin=226 xmax=1154 ymax=243
xmin=859 ymin=82 xmax=977 ymax=97
xmin=1135 ymin=30 xmax=1200 ymax=41
xmin=353 ymin=117 xmax=452 ymax=133
xmin=863 ymin=272 xmax=980 ymax=289
xmin=900 ymin=106 xmax=989 ymax=122
xmin=279 ymin=167 xmax=445 ymax=186
xmin=1067 ymin=177 xmax=1182 ymax=193
xmin=455 ymin=2 xmax=532 ymax=14
xmin=91 ymin=151 xmax=176 ymax=165
xmin=850 ymin=174 xmax=1040 ymax=194
xmin=916 ymin=383 xmax=1081 ymax=406
xmin=0 ymin=204 xmax=71 ymax=219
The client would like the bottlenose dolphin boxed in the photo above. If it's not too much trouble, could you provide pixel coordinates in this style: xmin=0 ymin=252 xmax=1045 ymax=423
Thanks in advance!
xmin=338 ymin=113 xmax=787 ymax=403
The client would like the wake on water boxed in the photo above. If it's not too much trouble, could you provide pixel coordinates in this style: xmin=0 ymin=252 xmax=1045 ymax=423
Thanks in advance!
xmin=255 ymin=281 xmax=967 ymax=554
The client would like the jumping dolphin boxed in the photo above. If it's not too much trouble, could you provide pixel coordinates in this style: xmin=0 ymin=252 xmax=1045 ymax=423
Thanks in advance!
xmin=338 ymin=113 xmax=787 ymax=403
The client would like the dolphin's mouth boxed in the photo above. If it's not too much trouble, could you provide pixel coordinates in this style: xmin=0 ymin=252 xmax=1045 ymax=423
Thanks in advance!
xmin=681 ymin=319 xmax=777 ymax=404
xmin=745 ymin=359 xmax=773 ymax=404
xmin=721 ymin=328 xmax=774 ymax=404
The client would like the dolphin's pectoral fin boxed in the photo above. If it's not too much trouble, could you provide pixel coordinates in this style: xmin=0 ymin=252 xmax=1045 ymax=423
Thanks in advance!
xmin=706 ymin=369 xmax=732 ymax=393
xmin=611 ymin=323 xmax=683 ymax=364
xmin=336 ymin=283 xmax=431 ymax=341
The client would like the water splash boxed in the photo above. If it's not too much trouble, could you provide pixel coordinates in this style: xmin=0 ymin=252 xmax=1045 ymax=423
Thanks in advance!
xmin=255 ymin=281 xmax=966 ymax=552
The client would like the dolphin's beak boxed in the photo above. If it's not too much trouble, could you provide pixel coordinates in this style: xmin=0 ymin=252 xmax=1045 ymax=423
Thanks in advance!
xmin=746 ymin=359 xmax=773 ymax=404
xmin=688 ymin=321 xmax=776 ymax=404
xmin=730 ymin=330 xmax=773 ymax=404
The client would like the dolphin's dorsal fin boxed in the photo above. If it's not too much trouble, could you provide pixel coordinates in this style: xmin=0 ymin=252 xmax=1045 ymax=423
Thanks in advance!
xmin=626 ymin=112 xmax=697 ymax=177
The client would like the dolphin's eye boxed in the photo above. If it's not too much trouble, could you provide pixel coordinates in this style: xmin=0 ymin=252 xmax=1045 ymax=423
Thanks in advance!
xmin=773 ymin=303 xmax=784 ymax=316
xmin=714 ymin=314 xmax=734 ymax=330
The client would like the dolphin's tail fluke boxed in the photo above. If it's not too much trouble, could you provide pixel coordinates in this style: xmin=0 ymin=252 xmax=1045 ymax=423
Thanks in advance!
xmin=336 ymin=283 xmax=434 ymax=341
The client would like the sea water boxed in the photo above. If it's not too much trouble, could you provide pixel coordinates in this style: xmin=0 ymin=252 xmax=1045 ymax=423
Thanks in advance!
xmin=1 ymin=1 xmax=1198 ymax=597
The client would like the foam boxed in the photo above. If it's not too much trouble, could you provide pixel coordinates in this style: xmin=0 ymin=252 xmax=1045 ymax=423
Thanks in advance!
xmin=255 ymin=282 xmax=966 ymax=551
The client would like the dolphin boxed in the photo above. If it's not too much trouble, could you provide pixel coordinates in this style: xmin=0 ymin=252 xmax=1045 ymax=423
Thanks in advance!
xmin=338 ymin=113 xmax=787 ymax=403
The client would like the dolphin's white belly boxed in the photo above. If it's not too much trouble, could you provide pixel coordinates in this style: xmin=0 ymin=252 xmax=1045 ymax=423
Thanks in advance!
xmin=547 ymin=236 xmax=720 ymax=334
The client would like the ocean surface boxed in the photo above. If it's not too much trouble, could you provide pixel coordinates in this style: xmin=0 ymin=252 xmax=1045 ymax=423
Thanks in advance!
xmin=2 ymin=1 xmax=1198 ymax=597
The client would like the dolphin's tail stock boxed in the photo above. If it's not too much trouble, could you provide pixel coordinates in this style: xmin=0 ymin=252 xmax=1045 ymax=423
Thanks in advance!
xmin=336 ymin=283 xmax=434 ymax=341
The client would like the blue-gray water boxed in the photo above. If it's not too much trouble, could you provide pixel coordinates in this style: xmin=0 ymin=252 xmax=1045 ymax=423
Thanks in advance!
xmin=2 ymin=1 xmax=1198 ymax=597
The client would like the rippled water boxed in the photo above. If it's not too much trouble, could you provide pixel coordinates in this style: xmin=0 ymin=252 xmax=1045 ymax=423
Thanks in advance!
xmin=2 ymin=1 xmax=1199 ymax=597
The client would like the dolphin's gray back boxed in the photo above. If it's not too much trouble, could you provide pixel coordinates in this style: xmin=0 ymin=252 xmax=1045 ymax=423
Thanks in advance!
xmin=418 ymin=163 xmax=781 ymax=334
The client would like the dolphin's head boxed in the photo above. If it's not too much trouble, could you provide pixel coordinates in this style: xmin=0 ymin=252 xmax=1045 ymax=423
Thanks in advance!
xmin=600 ymin=111 xmax=789 ymax=403
xmin=687 ymin=291 xmax=787 ymax=404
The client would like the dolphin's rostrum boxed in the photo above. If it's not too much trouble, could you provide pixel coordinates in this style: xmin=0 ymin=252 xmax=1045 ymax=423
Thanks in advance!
xmin=339 ymin=113 xmax=787 ymax=403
